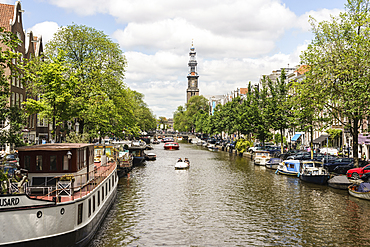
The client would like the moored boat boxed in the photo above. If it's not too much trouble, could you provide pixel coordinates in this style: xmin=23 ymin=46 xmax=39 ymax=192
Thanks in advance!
xmin=0 ymin=143 xmax=118 ymax=247
xmin=276 ymin=160 xmax=300 ymax=176
xmin=299 ymin=161 xmax=329 ymax=185
xmin=348 ymin=183 xmax=370 ymax=200
xmin=117 ymin=151 xmax=133 ymax=178
xmin=127 ymin=142 xmax=146 ymax=166
xmin=145 ymin=153 xmax=157 ymax=161
xmin=265 ymin=158 xmax=282 ymax=170
xmin=328 ymin=175 xmax=352 ymax=190
xmin=254 ymin=151 xmax=271 ymax=166
xmin=164 ymin=142 xmax=179 ymax=150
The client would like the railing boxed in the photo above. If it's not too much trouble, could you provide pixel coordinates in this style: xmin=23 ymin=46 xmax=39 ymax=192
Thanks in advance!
xmin=14 ymin=161 xmax=116 ymax=203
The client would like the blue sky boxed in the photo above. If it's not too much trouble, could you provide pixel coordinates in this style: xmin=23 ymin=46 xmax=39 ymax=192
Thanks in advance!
xmin=4 ymin=0 xmax=348 ymax=118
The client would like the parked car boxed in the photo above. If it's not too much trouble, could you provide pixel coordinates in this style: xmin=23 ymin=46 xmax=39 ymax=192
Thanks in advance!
xmin=323 ymin=158 xmax=354 ymax=173
xmin=334 ymin=160 xmax=368 ymax=175
xmin=320 ymin=147 xmax=339 ymax=156
xmin=346 ymin=164 xmax=370 ymax=179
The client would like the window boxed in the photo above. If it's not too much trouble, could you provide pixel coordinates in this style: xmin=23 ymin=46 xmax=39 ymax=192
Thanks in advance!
xmin=20 ymin=94 xmax=23 ymax=105
xmin=20 ymin=75 xmax=23 ymax=88
xmin=88 ymin=199 xmax=91 ymax=217
xmin=24 ymin=155 xmax=30 ymax=170
xmin=11 ymin=92 xmax=15 ymax=106
xmin=105 ymin=183 xmax=108 ymax=195
xmin=36 ymin=155 xmax=42 ymax=171
xmin=102 ymin=188 xmax=104 ymax=201
xmin=109 ymin=179 xmax=111 ymax=192
xmin=16 ymin=76 xmax=19 ymax=87
xmin=63 ymin=155 xmax=69 ymax=170
xmin=77 ymin=150 xmax=80 ymax=169
xmin=50 ymin=156 xmax=57 ymax=171
xmin=84 ymin=149 xmax=87 ymax=167
xmin=98 ymin=191 xmax=100 ymax=206
xmin=15 ymin=93 xmax=19 ymax=107
xmin=93 ymin=196 xmax=96 ymax=213
xmin=77 ymin=203 xmax=83 ymax=225
xmin=12 ymin=76 xmax=15 ymax=86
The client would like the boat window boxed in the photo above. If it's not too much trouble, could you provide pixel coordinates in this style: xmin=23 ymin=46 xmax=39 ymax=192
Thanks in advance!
xmin=109 ymin=179 xmax=111 ymax=192
xmin=50 ymin=155 xmax=57 ymax=171
xmin=98 ymin=191 xmax=101 ymax=206
xmin=106 ymin=183 xmax=108 ymax=195
xmin=63 ymin=155 xmax=69 ymax=170
xmin=289 ymin=164 xmax=294 ymax=168
xmin=24 ymin=155 xmax=30 ymax=170
xmin=36 ymin=155 xmax=43 ymax=171
xmin=84 ymin=149 xmax=87 ymax=168
xmin=102 ymin=188 xmax=104 ymax=201
xmin=88 ymin=199 xmax=91 ymax=217
xmin=77 ymin=203 xmax=83 ymax=225
xmin=93 ymin=195 xmax=96 ymax=213
xmin=77 ymin=150 xmax=80 ymax=169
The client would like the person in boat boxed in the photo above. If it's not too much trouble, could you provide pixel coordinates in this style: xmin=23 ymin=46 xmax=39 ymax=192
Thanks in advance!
xmin=184 ymin=158 xmax=190 ymax=164
xmin=177 ymin=158 xmax=183 ymax=162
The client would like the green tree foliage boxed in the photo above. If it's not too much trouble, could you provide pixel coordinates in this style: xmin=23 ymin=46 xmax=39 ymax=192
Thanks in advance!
xmin=0 ymin=27 xmax=26 ymax=147
xmin=300 ymin=0 xmax=370 ymax=165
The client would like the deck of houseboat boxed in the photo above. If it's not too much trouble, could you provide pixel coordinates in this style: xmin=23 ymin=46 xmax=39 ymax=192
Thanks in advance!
xmin=27 ymin=161 xmax=116 ymax=203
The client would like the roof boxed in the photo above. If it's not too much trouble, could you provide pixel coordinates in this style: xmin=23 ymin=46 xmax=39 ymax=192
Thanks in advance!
xmin=295 ymin=65 xmax=310 ymax=75
xmin=17 ymin=143 xmax=94 ymax=151
xmin=239 ymin=88 xmax=248 ymax=95
xmin=0 ymin=3 xmax=14 ymax=31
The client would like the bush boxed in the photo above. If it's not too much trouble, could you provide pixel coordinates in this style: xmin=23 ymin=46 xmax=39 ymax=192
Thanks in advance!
xmin=236 ymin=139 xmax=252 ymax=153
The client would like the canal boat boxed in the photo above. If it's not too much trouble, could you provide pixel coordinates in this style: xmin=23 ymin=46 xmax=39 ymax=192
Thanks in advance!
xmin=0 ymin=143 xmax=118 ymax=247
xmin=117 ymin=151 xmax=133 ymax=178
xmin=265 ymin=158 xmax=282 ymax=170
xmin=175 ymin=160 xmax=189 ymax=169
xmin=348 ymin=183 xmax=370 ymax=200
xmin=127 ymin=142 xmax=146 ymax=166
xmin=162 ymin=137 xmax=175 ymax=143
xmin=164 ymin=142 xmax=179 ymax=150
xmin=299 ymin=161 xmax=329 ymax=185
xmin=328 ymin=175 xmax=352 ymax=190
xmin=276 ymin=160 xmax=300 ymax=176
xmin=145 ymin=153 xmax=157 ymax=161
xmin=253 ymin=151 xmax=271 ymax=166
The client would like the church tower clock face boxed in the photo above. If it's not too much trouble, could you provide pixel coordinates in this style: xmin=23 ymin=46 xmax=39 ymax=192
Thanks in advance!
xmin=191 ymin=80 xmax=195 ymax=87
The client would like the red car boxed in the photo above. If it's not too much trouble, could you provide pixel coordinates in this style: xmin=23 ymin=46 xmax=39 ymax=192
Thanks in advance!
xmin=346 ymin=164 xmax=370 ymax=179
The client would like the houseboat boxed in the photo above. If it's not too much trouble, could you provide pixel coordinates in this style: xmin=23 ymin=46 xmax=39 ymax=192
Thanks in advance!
xmin=117 ymin=151 xmax=133 ymax=178
xmin=0 ymin=143 xmax=118 ymax=247
xmin=127 ymin=143 xmax=146 ymax=166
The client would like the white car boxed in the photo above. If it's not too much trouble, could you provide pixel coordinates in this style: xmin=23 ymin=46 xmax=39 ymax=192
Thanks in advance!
xmin=319 ymin=147 xmax=338 ymax=156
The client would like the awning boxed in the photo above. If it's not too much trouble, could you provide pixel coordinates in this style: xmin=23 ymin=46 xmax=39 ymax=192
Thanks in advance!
xmin=291 ymin=134 xmax=302 ymax=142
xmin=313 ymin=134 xmax=329 ymax=144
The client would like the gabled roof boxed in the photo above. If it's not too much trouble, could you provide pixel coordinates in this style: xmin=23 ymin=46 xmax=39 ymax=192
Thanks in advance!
xmin=0 ymin=3 xmax=14 ymax=31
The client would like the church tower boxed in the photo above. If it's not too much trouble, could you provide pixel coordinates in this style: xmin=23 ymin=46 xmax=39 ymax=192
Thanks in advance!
xmin=186 ymin=42 xmax=199 ymax=103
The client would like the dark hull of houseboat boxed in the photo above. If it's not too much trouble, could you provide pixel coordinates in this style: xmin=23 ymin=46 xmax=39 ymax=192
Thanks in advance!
xmin=2 ymin=187 xmax=117 ymax=247
xmin=133 ymin=156 xmax=145 ymax=166
xmin=300 ymin=175 xmax=329 ymax=185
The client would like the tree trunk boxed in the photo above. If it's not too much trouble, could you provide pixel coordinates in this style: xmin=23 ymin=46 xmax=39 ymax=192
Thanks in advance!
xmin=310 ymin=125 xmax=314 ymax=159
xmin=280 ymin=128 xmax=284 ymax=154
xmin=353 ymin=118 xmax=359 ymax=167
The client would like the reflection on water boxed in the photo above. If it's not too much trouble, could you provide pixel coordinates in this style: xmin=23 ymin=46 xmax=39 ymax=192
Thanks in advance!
xmin=89 ymin=143 xmax=370 ymax=246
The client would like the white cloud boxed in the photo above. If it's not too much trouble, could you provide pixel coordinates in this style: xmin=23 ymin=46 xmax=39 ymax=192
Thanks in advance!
xmin=27 ymin=21 xmax=59 ymax=44
xmin=43 ymin=0 xmax=344 ymax=117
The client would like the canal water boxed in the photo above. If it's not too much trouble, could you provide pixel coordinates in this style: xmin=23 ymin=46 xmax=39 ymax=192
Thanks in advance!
xmin=89 ymin=142 xmax=370 ymax=246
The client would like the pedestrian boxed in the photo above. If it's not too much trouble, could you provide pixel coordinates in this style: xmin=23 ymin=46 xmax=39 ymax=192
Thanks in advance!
xmin=362 ymin=152 xmax=366 ymax=161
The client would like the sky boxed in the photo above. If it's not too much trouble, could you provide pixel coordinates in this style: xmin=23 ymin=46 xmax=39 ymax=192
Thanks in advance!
xmin=4 ymin=0 xmax=347 ymax=118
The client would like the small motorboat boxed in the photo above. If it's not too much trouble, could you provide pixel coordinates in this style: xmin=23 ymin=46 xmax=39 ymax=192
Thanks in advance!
xmin=328 ymin=175 xmax=352 ymax=190
xmin=265 ymin=158 xmax=282 ymax=170
xmin=254 ymin=151 xmax=271 ymax=166
xmin=145 ymin=153 xmax=156 ymax=161
xmin=299 ymin=161 xmax=329 ymax=185
xmin=348 ymin=182 xmax=370 ymax=200
xmin=276 ymin=160 xmax=300 ymax=176
xmin=164 ymin=142 xmax=179 ymax=150
xmin=175 ymin=159 xmax=190 ymax=169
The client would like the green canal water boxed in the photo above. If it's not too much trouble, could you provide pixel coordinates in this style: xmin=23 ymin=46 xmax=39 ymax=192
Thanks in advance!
xmin=88 ymin=142 xmax=370 ymax=246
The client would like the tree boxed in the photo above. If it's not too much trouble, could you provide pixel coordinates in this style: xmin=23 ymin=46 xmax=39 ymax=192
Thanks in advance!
xmin=45 ymin=24 xmax=132 ymax=137
xmin=23 ymin=50 xmax=77 ymax=142
xmin=0 ymin=27 xmax=26 ymax=148
xmin=300 ymin=0 xmax=370 ymax=166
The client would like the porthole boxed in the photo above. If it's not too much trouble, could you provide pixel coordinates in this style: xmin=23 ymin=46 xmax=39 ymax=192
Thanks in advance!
xmin=37 ymin=211 xmax=42 ymax=218
xmin=60 ymin=208 xmax=65 ymax=215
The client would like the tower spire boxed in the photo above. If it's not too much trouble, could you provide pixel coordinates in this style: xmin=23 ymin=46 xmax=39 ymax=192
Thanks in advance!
xmin=186 ymin=41 xmax=199 ymax=103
